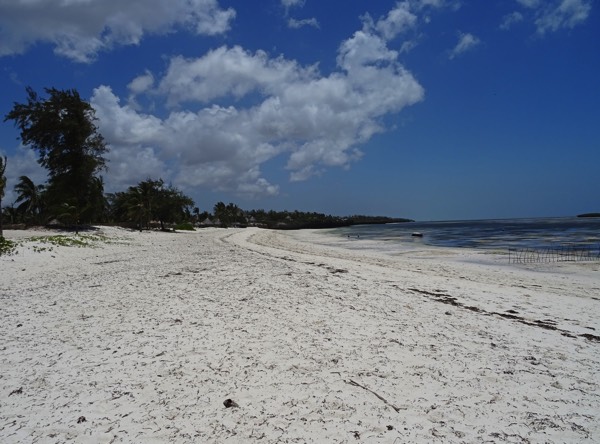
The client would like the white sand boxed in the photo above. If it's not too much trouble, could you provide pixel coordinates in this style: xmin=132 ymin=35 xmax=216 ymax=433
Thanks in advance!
xmin=1 ymin=226 xmax=599 ymax=443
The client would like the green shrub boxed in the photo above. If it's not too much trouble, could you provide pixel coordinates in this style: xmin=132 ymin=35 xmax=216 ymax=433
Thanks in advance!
xmin=175 ymin=222 xmax=195 ymax=231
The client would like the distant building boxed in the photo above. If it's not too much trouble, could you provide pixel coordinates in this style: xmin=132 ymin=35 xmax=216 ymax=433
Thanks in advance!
xmin=198 ymin=217 xmax=216 ymax=226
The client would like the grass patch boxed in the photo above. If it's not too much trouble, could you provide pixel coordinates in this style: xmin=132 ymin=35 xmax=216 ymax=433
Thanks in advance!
xmin=0 ymin=237 xmax=17 ymax=256
xmin=1 ymin=231 xmax=127 ymax=257
xmin=27 ymin=234 xmax=103 ymax=248
xmin=26 ymin=234 xmax=120 ymax=252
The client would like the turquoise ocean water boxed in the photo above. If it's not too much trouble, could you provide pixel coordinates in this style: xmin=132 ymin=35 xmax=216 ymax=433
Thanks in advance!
xmin=326 ymin=217 xmax=600 ymax=251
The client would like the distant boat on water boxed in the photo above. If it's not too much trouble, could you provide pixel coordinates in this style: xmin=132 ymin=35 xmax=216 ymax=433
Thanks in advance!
xmin=412 ymin=232 xmax=424 ymax=237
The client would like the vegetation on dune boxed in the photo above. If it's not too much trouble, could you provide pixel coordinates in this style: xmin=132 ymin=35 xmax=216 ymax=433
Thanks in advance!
xmin=27 ymin=234 xmax=109 ymax=248
xmin=0 ymin=236 xmax=16 ymax=256
xmin=1 ymin=86 xmax=411 ymax=234
xmin=0 ymin=232 xmax=126 ymax=256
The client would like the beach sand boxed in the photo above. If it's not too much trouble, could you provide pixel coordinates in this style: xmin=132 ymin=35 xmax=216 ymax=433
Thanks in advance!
xmin=1 ymin=226 xmax=599 ymax=443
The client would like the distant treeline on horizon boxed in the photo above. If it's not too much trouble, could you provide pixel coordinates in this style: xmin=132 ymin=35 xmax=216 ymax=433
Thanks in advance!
xmin=195 ymin=205 xmax=413 ymax=230
xmin=577 ymin=213 xmax=600 ymax=218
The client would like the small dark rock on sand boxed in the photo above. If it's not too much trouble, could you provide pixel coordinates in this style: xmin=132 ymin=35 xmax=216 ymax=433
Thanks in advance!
xmin=223 ymin=399 xmax=239 ymax=408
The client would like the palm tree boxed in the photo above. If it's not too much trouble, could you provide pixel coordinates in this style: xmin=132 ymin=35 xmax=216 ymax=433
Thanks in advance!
xmin=213 ymin=201 xmax=227 ymax=226
xmin=14 ymin=175 xmax=45 ymax=224
xmin=125 ymin=189 xmax=149 ymax=232
xmin=127 ymin=179 xmax=161 ymax=230
xmin=82 ymin=176 xmax=107 ymax=223
xmin=0 ymin=156 xmax=7 ymax=237
xmin=57 ymin=201 xmax=80 ymax=234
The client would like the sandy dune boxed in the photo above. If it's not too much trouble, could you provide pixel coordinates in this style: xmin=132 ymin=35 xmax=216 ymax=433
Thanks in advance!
xmin=1 ymin=226 xmax=599 ymax=443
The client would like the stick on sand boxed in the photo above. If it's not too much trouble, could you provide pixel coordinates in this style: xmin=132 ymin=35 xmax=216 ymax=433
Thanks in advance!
xmin=345 ymin=379 xmax=404 ymax=413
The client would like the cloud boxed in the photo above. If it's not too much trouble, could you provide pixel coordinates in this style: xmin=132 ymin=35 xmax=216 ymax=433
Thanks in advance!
xmin=127 ymin=71 xmax=155 ymax=109
xmin=374 ymin=1 xmax=418 ymax=40
xmin=534 ymin=0 xmax=592 ymax=34
xmin=516 ymin=0 xmax=540 ymax=7
xmin=156 ymin=46 xmax=317 ymax=106
xmin=281 ymin=0 xmax=305 ymax=9
xmin=411 ymin=0 xmax=447 ymax=9
xmin=288 ymin=18 xmax=320 ymax=29
xmin=0 ymin=0 xmax=236 ymax=62
xmin=93 ymin=18 xmax=424 ymax=196
xmin=281 ymin=0 xmax=317 ymax=30
xmin=128 ymin=72 xmax=155 ymax=95
xmin=448 ymin=32 xmax=480 ymax=59
xmin=400 ymin=39 xmax=420 ymax=53
xmin=500 ymin=11 xmax=524 ymax=30
xmin=359 ymin=0 xmax=446 ymax=53
xmin=512 ymin=0 xmax=592 ymax=34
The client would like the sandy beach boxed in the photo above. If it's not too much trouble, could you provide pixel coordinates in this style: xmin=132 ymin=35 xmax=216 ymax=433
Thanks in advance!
xmin=1 ymin=226 xmax=599 ymax=443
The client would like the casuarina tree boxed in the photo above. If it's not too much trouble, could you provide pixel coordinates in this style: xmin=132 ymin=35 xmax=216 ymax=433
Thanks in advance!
xmin=4 ymin=87 xmax=108 ymax=225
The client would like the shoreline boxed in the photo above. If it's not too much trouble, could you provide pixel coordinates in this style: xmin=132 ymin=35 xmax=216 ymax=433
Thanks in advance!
xmin=320 ymin=216 xmax=600 ymax=252
xmin=1 ymin=227 xmax=599 ymax=442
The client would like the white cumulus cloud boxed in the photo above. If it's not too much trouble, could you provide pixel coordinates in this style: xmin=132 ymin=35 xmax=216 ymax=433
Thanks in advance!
xmin=500 ymin=11 xmax=524 ymax=30
xmin=448 ymin=32 xmax=480 ymax=59
xmin=360 ymin=0 xmax=445 ymax=54
xmin=92 ymin=16 xmax=424 ymax=196
xmin=157 ymin=46 xmax=317 ymax=106
xmin=288 ymin=18 xmax=320 ymax=29
xmin=375 ymin=1 xmax=418 ymax=40
xmin=512 ymin=0 xmax=591 ymax=34
xmin=0 ymin=0 xmax=236 ymax=62
xmin=534 ymin=0 xmax=591 ymax=34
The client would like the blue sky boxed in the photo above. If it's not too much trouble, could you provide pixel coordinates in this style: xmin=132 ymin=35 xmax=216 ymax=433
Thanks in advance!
xmin=0 ymin=0 xmax=598 ymax=221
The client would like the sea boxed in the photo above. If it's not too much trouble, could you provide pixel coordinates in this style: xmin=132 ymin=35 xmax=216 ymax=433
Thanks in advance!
xmin=325 ymin=217 xmax=600 ymax=252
